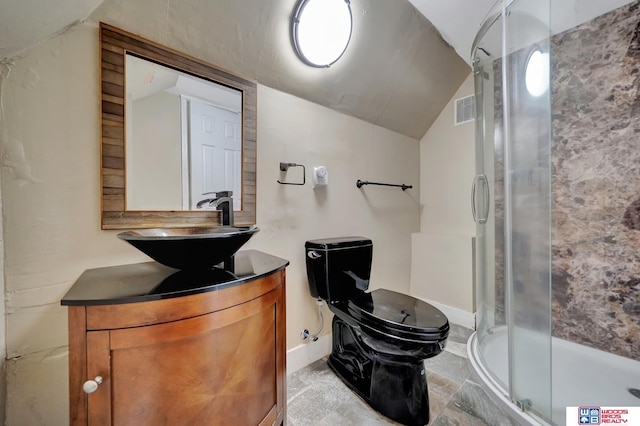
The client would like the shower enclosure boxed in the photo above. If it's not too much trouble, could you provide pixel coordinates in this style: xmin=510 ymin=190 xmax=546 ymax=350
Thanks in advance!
xmin=469 ymin=1 xmax=640 ymax=425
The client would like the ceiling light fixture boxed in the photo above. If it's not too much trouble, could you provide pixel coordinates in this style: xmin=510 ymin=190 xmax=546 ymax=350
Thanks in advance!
xmin=291 ymin=0 xmax=353 ymax=68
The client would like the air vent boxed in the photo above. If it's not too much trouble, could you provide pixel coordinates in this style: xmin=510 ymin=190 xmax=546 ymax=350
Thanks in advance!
xmin=454 ymin=95 xmax=475 ymax=125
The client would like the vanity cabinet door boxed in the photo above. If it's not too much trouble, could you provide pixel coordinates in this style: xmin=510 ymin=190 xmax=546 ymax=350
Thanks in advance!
xmin=85 ymin=331 xmax=111 ymax=425
xmin=83 ymin=287 xmax=283 ymax=426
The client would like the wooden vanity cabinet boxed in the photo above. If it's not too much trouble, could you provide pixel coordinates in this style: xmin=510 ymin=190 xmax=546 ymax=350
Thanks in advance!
xmin=67 ymin=268 xmax=286 ymax=426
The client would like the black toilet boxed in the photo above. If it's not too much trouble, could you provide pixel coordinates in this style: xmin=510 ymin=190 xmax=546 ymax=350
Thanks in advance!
xmin=305 ymin=237 xmax=449 ymax=426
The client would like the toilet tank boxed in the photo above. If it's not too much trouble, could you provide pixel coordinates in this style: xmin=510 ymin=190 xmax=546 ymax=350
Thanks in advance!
xmin=305 ymin=237 xmax=373 ymax=303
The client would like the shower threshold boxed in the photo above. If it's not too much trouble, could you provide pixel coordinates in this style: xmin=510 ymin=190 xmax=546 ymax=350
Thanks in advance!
xmin=468 ymin=326 xmax=640 ymax=426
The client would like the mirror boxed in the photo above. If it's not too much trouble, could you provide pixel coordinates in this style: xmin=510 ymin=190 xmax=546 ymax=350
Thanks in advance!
xmin=126 ymin=55 xmax=243 ymax=211
xmin=100 ymin=23 xmax=257 ymax=230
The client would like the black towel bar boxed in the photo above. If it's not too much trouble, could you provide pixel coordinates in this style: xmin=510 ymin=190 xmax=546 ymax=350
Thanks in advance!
xmin=356 ymin=179 xmax=412 ymax=191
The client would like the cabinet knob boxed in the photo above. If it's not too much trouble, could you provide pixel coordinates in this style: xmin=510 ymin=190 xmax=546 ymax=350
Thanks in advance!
xmin=83 ymin=376 xmax=103 ymax=394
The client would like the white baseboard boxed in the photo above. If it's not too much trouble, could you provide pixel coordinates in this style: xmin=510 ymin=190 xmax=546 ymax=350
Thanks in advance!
xmin=413 ymin=297 xmax=476 ymax=329
xmin=286 ymin=333 xmax=332 ymax=375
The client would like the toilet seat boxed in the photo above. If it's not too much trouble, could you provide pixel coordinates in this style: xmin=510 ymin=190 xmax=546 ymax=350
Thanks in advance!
xmin=347 ymin=289 xmax=449 ymax=343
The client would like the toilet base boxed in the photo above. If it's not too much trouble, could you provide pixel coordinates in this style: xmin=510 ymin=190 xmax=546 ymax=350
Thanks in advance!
xmin=328 ymin=316 xmax=430 ymax=426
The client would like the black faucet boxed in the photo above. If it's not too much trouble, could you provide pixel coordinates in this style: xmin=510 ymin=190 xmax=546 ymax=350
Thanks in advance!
xmin=196 ymin=191 xmax=234 ymax=226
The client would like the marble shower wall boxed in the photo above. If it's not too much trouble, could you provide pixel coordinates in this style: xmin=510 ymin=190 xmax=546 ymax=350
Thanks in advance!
xmin=487 ymin=1 xmax=640 ymax=361
xmin=551 ymin=1 xmax=640 ymax=360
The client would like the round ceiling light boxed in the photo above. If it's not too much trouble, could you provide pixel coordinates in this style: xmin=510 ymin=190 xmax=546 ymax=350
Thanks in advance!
xmin=525 ymin=49 xmax=550 ymax=97
xmin=291 ymin=0 xmax=353 ymax=68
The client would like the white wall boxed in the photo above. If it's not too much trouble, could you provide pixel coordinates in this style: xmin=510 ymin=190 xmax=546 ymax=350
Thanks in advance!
xmin=251 ymin=85 xmax=420 ymax=349
xmin=411 ymin=74 xmax=476 ymax=323
xmin=419 ymin=74 xmax=475 ymax=236
xmin=0 ymin=23 xmax=420 ymax=425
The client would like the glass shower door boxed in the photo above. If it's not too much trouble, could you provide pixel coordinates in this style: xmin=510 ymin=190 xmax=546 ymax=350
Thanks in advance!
xmin=473 ymin=0 xmax=553 ymax=422
xmin=472 ymin=1 xmax=509 ymax=391
xmin=503 ymin=0 xmax=552 ymax=420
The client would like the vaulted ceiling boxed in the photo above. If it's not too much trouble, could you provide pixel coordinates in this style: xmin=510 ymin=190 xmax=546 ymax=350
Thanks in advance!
xmin=2 ymin=1 xmax=634 ymax=139
xmin=0 ymin=0 xmax=475 ymax=139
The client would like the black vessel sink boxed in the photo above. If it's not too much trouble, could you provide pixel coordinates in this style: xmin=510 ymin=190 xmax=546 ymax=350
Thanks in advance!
xmin=118 ymin=226 xmax=259 ymax=270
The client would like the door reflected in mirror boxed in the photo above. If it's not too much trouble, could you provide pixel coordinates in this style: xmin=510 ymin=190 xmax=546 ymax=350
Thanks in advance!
xmin=126 ymin=54 xmax=242 ymax=211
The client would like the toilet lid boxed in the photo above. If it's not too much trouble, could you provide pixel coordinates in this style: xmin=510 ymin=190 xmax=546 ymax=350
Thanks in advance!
xmin=347 ymin=289 xmax=449 ymax=339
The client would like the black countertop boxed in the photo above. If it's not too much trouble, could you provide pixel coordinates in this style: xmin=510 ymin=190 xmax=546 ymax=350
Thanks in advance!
xmin=61 ymin=250 xmax=289 ymax=306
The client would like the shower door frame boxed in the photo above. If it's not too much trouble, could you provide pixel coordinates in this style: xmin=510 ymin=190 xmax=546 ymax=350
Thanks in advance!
xmin=471 ymin=0 xmax=553 ymax=422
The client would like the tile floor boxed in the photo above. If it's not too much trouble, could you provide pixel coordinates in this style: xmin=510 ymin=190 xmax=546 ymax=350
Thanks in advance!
xmin=287 ymin=324 xmax=520 ymax=426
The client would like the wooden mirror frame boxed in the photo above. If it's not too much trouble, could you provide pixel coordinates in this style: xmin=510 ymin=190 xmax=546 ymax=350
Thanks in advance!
xmin=100 ymin=23 xmax=257 ymax=230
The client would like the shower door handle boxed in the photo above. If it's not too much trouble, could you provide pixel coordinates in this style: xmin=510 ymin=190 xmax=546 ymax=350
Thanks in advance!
xmin=471 ymin=176 xmax=478 ymax=223
xmin=478 ymin=174 xmax=489 ymax=224
xmin=472 ymin=175 xmax=490 ymax=224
